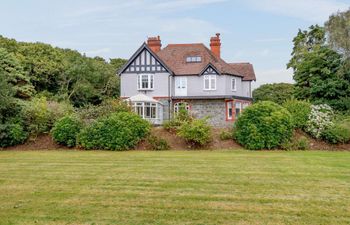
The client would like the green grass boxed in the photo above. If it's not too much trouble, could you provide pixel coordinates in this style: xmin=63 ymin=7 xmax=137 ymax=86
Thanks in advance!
xmin=0 ymin=150 xmax=349 ymax=225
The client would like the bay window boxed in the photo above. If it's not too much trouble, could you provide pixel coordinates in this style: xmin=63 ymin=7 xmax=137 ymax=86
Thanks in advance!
xmin=204 ymin=75 xmax=216 ymax=90
xmin=137 ymin=74 xmax=154 ymax=90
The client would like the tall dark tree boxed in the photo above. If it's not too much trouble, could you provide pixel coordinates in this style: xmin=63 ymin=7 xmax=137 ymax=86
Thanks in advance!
xmin=288 ymin=25 xmax=350 ymax=111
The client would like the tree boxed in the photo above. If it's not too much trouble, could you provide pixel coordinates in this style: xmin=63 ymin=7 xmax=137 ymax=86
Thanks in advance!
xmin=287 ymin=25 xmax=350 ymax=111
xmin=325 ymin=9 xmax=350 ymax=58
xmin=0 ymin=48 xmax=34 ymax=99
xmin=253 ymin=83 xmax=294 ymax=105
xmin=0 ymin=48 xmax=32 ymax=124
xmin=110 ymin=58 xmax=127 ymax=72
xmin=0 ymin=36 xmax=123 ymax=106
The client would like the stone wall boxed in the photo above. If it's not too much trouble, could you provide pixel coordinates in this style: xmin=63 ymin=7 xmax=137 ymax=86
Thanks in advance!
xmin=187 ymin=99 xmax=232 ymax=127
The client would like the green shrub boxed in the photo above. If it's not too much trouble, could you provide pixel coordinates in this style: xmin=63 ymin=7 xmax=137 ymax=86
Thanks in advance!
xmin=48 ymin=101 xmax=74 ymax=124
xmin=51 ymin=116 xmax=82 ymax=147
xmin=76 ymin=99 xmax=130 ymax=125
xmin=178 ymin=119 xmax=211 ymax=147
xmin=21 ymin=98 xmax=75 ymax=137
xmin=233 ymin=101 xmax=293 ymax=150
xmin=322 ymin=121 xmax=350 ymax=144
xmin=0 ymin=122 xmax=28 ymax=147
xmin=163 ymin=119 xmax=182 ymax=132
xmin=77 ymin=112 xmax=151 ymax=150
xmin=147 ymin=135 xmax=170 ymax=150
xmin=163 ymin=105 xmax=192 ymax=132
xmin=219 ymin=129 xmax=232 ymax=140
xmin=283 ymin=99 xmax=311 ymax=129
xmin=281 ymin=136 xmax=310 ymax=150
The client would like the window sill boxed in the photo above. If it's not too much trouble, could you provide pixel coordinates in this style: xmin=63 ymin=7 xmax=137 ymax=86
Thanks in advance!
xmin=138 ymin=89 xmax=154 ymax=91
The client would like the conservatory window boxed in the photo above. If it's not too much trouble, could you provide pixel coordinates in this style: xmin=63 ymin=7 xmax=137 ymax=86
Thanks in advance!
xmin=132 ymin=102 xmax=157 ymax=119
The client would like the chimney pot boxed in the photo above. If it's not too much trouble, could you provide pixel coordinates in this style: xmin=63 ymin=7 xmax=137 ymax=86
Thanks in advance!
xmin=147 ymin=36 xmax=162 ymax=53
xmin=210 ymin=33 xmax=221 ymax=58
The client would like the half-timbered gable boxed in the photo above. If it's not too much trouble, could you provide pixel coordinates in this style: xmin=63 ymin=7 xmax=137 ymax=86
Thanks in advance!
xmin=200 ymin=64 xmax=220 ymax=76
xmin=119 ymin=43 xmax=171 ymax=74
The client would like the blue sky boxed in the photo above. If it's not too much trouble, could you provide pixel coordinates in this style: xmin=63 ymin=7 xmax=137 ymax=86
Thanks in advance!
xmin=0 ymin=0 xmax=349 ymax=88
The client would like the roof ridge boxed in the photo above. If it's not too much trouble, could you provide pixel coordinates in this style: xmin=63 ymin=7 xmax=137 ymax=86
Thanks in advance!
xmin=166 ymin=43 xmax=204 ymax=47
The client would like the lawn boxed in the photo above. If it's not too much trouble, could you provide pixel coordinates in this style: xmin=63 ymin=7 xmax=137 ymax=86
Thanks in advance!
xmin=0 ymin=150 xmax=349 ymax=225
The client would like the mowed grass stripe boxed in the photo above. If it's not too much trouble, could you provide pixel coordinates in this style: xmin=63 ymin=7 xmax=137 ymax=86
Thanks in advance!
xmin=0 ymin=150 xmax=349 ymax=225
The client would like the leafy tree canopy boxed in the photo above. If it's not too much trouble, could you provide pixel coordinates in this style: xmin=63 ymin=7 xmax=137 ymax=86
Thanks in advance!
xmin=253 ymin=83 xmax=294 ymax=105
xmin=0 ymin=35 xmax=126 ymax=107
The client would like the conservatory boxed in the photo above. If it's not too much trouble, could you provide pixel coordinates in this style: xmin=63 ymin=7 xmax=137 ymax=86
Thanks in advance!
xmin=125 ymin=94 xmax=163 ymax=125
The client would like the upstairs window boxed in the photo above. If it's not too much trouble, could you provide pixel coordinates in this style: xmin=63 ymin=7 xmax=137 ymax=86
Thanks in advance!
xmin=137 ymin=74 xmax=154 ymax=90
xmin=186 ymin=56 xmax=201 ymax=63
xmin=204 ymin=75 xmax=216 ymax=90
xmin=231 ymin=78 xmax=237 ymax=91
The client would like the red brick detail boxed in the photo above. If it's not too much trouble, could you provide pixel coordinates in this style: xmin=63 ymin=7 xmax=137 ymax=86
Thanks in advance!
xmin=147 ymin=36 xmax=162 ymax=53
xmin=210 ymin=33 xmax=221 ymax=58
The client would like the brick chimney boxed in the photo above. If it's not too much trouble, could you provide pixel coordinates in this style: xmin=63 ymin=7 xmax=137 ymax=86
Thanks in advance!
xmin=210 ymin=33 xmax=221 ymax=58
xmin=147 ymin=36 xmax=162 ymax=53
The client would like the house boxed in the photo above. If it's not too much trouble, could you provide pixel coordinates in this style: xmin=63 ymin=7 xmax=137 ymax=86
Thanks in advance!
xmin=118 ymin=33 xmax=256 ymax=127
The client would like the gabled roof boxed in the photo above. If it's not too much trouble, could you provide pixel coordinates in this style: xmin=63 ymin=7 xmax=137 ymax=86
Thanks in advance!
xmin=228 ymin=63 xmax=256 ymax=81
xmin=199 ymin=63 xmax=220 ymax=76
xmin=118 ymin=43 xmax=173 ymax=75
xmin=156 ymin=43 xmax=243 ymax=77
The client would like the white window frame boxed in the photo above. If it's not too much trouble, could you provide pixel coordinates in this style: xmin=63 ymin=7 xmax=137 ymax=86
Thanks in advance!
xmin=203 ymin=75 xmax=216 ymax=91
xmin=231 ymin=78 xmax=237 ymax=91
xmin=137 ymin=74 xmax=154 ymax=90
xmin=132 ymin=102 xmax=157 ymax=119
xmin=186 ymin=56 xmax=202 ymax=63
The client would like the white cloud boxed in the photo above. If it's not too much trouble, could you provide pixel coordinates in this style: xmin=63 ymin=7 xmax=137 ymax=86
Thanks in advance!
xmin=252 ymin=68 xmax=294 ymax=89
xmin=244 ymin=0 xmax=349 ymax=22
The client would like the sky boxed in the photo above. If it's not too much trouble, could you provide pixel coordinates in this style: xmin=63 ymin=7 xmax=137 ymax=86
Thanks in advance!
xmin=0 ymin=0 xmax=349 ymax=88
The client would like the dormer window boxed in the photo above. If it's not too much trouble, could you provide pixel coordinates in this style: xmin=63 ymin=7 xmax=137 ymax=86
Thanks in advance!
xmin=186 ymin=56 xmax=201 ymax=63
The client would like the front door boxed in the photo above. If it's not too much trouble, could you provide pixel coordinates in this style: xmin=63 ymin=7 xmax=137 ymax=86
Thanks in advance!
xmin=175 ymin=77 xmax=187 ymax=96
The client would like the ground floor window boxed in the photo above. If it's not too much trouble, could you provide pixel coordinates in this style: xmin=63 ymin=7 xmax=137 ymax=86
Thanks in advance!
xmin=132 ymin=102 xmax=157 ymax=119
xmin=226 ymin=101 xmax=233 ymax=120
xmin=174 ymin=102 xmax=190 ymax=114
xmin=226 ymin=100 xmax=251 ymax=121
xmin=235 ymin=102 xmax=242 ymax=119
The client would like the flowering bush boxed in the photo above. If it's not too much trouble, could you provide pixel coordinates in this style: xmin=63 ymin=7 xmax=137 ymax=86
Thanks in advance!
xmin=305 ymin=104 xmax=334 ymax=139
